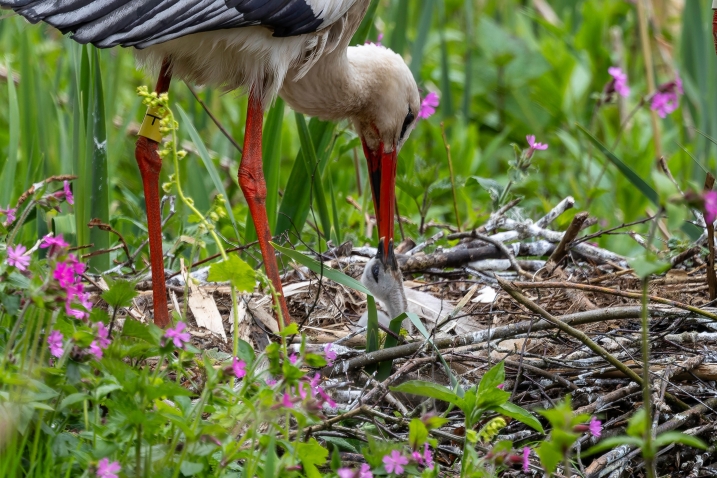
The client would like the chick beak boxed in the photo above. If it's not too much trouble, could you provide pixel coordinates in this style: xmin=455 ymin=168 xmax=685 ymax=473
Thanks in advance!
xmin=376 ymin=237 xmax=399 ymax=271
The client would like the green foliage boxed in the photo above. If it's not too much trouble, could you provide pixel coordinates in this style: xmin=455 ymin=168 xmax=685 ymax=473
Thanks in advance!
xmin=207 ymin=255 xmax=257 ymax=292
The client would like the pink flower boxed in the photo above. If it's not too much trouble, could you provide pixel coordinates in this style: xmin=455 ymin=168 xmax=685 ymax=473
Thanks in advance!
xmin=705 ymin=191 xmax=717 ymax=224
xmin=527 ymin=135 xmax=548 ymax=151
xmin=282 ymin=392 xmax=294 ymax=409
xmin=324 ymin=343 xmax=337 ymax=366
xmin=366 ymin=33 xmax=383 ymax=47
xmin=418 ymin=92 xmax=439 ymax=119
xmin=650 ymin=73 xmax=683 ymax=118
xmin=266 ymin=378 xmax=277 ymax=386
xmin=496 ymin=383 xmax=504 ymax=389
xmin=522 ymin=447 xmax=531 ymax=472
xmin=47 ymin=330 xmax=64 ymax=358
xmin=63 ymin=181 xmax=74 ymax=205
xmin=65 ymin=283 xmax=91 ymax=320
xmin=88 ymin=341 xmax=103 ymax=360
xmin=0 ymin=206 xmax=16 ymax=224
xmin=288 ymin=353 xmax=298 ymax=365
xmin=96 ymin=322 xmax=111 ymax=349
xmin=96 ymin=458 xmax=121 ymax=478
xmin=422 ymin=443 xmax=434 ymax=470
xmin=67 ymin=254 xmax=86 ymax=275
xmin=382 ymin=450 xmax=408 ymax=475
xmin=232 ymin=357 xmax=247 ymax=379
xmin=164 ymin=322 xmax=191 ymax=348
xmin=607 ymin=66 xmax=630 ymax=98
xmin=54 ymin=262 xmax=76 ymax=288
xmin=41 ymin=234 xmax=69 ymax=250
xmin=6 ymin=244 xmax=30 ymax=271
xmin=589 ymin=416 xmax=602 ymax=437
xmin=338 ymin=464 xmax=373 ymax=478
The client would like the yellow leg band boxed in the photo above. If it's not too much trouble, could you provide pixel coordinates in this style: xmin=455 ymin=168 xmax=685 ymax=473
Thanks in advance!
xmin=138 ymin=106 xmax=164 ymax=143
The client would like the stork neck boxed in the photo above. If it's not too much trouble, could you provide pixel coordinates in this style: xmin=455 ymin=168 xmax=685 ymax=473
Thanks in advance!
xmin=279 ymin=48 xmax=368 ymax=122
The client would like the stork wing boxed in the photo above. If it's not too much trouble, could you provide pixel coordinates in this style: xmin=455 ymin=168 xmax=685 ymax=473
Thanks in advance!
xmin=0 ymin=0 xmax=358 ymax=48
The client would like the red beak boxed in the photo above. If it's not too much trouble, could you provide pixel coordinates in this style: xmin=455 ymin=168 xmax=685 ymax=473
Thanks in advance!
xmin=362 ymin=139 xmax=397 ymax=252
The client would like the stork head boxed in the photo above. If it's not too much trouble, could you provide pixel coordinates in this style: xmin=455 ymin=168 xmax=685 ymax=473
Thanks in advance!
xmin=351 ymin=45 xmax=421 ymax=251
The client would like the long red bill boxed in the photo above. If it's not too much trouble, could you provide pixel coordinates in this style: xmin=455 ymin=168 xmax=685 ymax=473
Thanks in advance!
xmin=362 ymin=140 xmax=397 ymax=252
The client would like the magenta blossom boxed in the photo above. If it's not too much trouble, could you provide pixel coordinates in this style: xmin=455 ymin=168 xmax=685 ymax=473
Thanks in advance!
xmin=705 ymin=191 xmax=717 ymax=224
xmin=589 ymin=416 xmax=602 ymax=437
xmin=41 ymin=234 xmax=70 ymax=250
xmin=411 ymin=443 xmax=434 ymax=470
xmin=418 ymin=92 xmax=439 ymax=119
xmin=96 ymin=322 xmax=111 ymax=349
xmin=6 ymin=244 xmax=30 ymax=271
xmin=53 ymin=262 xmax=76 ymax=288
xmin=232 ymin=357 xmax=247 ymax=379
xmin=63 ymin=181 xmax=74 ymax=205
xmin=164 ymin=322 xmax=191 ymax=348
xmin=650 ymin=73 xmax=683 ymax=118
xmin=383 ymin=450 xmax=408 ymax=475
xmin=496 ymin=383 xmax=504 ymax=389
xmin=338 ymin=464 xmax=373 ymax=478
xmin=65 ymin=283 xmax=92 ymax=320
xmin=96 ymin=458 xmax=121 ymax=478
xmin=366 ymin=32 xmax=383 ymax=47
xmin=0 ymin=206 xmax=16 ymax=224
xmin=88 ymin=341 xmax=103 ymax=360
xmin=47 ymin=330 xmax=64 ymax=358
xmin=67 ymin=254 xmax=87 ymax=275
xmin=266 ymin=377 xmax=277 ymax=386
xmin=288 ymin=353 xmax=298 ymax=365
xmin=607 ymin=66 xmax=630 ymax=98
xmin=324 ymin=343 xmax=337 ymax=365
xmin=281 ymin=392 xmax=294 ymax=409
xmin=522 ymin=447 xmax=531 ymax=472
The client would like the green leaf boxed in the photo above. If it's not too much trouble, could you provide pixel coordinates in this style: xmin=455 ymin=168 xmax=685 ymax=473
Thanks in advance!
xmin=494 ymin=403 xmax=544 ymax=433
xmin=653 ymin=432 xmax=707 ymax=450
xmin=536 ymin=440 xmax=563 ymax=475
xmin=207 ymin=255 xmax=256 ymax=292
xmin=627 ymin=408 xmax=648 ymax=438
xmin=408 ymin=418 xmax=429 ymax=449
xmin=271 ymin=242 xmax=371 ymax=295
xmin=235 ymin=339 xmax=255 ymax=365
xmin=296 ymin=438 xmax=328 ymax=478
xmin=390 ymin=381 xmax=461 ymax=406
xmin=59 ymin=393 xmax=89 ymax=411
xmin=629 ymin=256 xmax=671 ymax=280
xmin=477 ymin=362 xmax=506 ymax=394
xmin=101 ymin=278 xmax=139 ymax=309
xmin=576 ymin=125 xmax=659 ymax=206
xmin=0 ymin=59 xmax=19 ymax=207
xmin=121 ymin=319 xmax=161 ymax=346
xmin=179 ymin=461 xmax=204 ymax=476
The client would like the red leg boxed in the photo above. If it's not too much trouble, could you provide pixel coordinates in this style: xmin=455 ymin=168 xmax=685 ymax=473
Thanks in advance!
xmin=135 ymin=61 xmax=172 ymax=328
xmin=239 ymin=89 xmax=291 ymax=327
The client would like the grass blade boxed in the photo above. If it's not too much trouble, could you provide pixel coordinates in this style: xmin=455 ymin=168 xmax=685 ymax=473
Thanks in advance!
xmin=389 ymin=0 xmax=409 ymax=54
xmin=577 ymin=124 xmax=659 ymax=206
xmin=88 ymin=49 xmax=110 ymax=272
xmin=262 ymin=99 xmax=285 ymax=233
xmin=351 ymin=0 xmax=380 ymax=45
xmin=294 ymin=113 xmax=332 ymax=243
xmin=177 ymin=105 xmax=240 ymax=240
xmin=410 ymin=0 xmax=435 ymax=77
xmin=0 ymin=60 xmax=19 ymax=207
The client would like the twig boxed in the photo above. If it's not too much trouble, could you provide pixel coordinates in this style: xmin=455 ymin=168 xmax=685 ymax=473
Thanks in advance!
xmin=447 ymin=198 xmax=522 ymax=240
xmin=497 ymin=278 xmax=688 ymax=411
xmin=15 ymin=174 xmax=78 ymax=208
xmin=467 ymin=232 xmax=530 ymax=278
xmin=548 ymin=212 xmax=589 ymax=265
xmin=509 ymin=280 xmax=717 ymax=322
xmin=87 ymin=218 xmax=133 ymax=268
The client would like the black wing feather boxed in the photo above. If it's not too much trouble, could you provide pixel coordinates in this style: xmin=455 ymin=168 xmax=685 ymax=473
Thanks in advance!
xmin=0 ymin=0 xmax=332 ymax=48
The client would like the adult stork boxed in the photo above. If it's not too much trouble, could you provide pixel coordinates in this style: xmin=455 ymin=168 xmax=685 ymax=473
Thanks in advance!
xmin=1 ymin=0 xmax=421 ymax=328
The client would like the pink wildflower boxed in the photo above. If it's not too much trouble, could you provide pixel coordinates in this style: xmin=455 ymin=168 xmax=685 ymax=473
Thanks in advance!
xmin=705 ymin=191 xmax=717 ymax=224
xmin=67 ymin=254 xmax=86 ymax=275
xmin=418 ymin=92 xmax=439 ymax=119
xmin=497 ymin=383 xmax=504 ymax=389
xmin=522 ymin=447 xmax=531 ymax=472
xmin=232 ymin=357 xmax=247 ymax=379
xmin=6 ymin=244 xmax=30 ymax=271
xmin=96 ymin=322 xmax=111 ymax=349
xmin=337 ymin=469 xmax=355 ymax=478
xmin=422 ymin=443 xmax=434 ymax=470
xmin=96 ymin=458 xmax=121 ymax=478
xmin=366 ymin=32 xmax=383 ymax=47
xmin=288 ymin=353 xmax=298 ymax=365
xmin=589 ymin=416 xmax=602 ymax=437
xmin=527 ymin=135 xmax=548 ymax=151
xmin=324 ymin=343 xmax=337 ymax=366
xmin=88 ymin=341 xmax=103 ymax=360
xmin=650 ymin=73 xmax=683 ymax=118
xmin=47 ymin=330 xmax=64 ymax=358
xmin=282 ymin=392 xmax=294 ymax=409
xmin=382 ymin=450 xmax=408 ymax=475
xmin=63 ymin=181 xmax=74 ymax=205
xmin=41 ymin=234 xmax=70 ymax=250
xmin=338 ymin=463 xmax=373 ymax=478
xmin=0 ymin=206 xmax=16 ymax=224
xmin=164 ymin=322 xmax=191 ymax=348
xmin=266 ymin=378 xmax=277 ymax=386
xmin=359 ymin=464 xmax=372 ymax=478
xmin=65 ymin=283 xmax=91 ymax=320
xmin=607 ymin=66 xmax=630 ymax=98
xmin=53 ymin=262 xmax=76 ymax=288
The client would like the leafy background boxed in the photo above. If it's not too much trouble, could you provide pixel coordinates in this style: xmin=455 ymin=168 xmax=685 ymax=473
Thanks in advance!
xmin=0 ymin=0 xmax=712 ymax=272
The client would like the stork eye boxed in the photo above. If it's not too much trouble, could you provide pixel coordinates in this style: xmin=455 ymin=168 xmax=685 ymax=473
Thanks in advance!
xmin=371 ymin=263 xmax=380 ymax=283
xmin=399 ymin=108 xmax=415 ymax=141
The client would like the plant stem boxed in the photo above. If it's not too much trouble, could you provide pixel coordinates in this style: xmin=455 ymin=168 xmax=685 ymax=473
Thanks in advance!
xmin=440 ymin=122 xmax=462 ymax=231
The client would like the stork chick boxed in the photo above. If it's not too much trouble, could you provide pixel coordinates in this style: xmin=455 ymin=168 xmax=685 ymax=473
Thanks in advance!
xmin=359 ymin=239 xmax=408 ymax=330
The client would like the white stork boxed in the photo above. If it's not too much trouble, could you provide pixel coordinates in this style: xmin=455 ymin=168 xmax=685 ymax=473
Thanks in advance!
xmin=1 ymin=0 xmax=421 ymax=328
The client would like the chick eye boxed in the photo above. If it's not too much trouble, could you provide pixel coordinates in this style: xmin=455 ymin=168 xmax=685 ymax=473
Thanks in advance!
xmin=371 ymin=263 xmax=380 ymax=283
xmin=399 ymin=108 xmax=415 ymax=141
